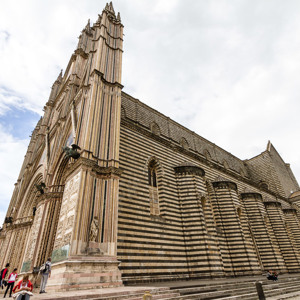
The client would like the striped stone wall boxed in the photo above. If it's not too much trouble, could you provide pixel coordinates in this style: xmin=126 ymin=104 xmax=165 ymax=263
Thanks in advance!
xmin=118 ymin=93 xmax=300 ymax=282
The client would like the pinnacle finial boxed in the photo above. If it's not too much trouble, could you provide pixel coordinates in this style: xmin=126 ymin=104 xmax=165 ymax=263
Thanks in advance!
xmin=109 ymin=2 xmax=115 ymax=14
xmin=57 ymin=69 xmax=63 ymax=81
xmin=83 ymin=18 xmax=92 ymax=35
xmin=117 ymin=12 xmax=121 ymax=22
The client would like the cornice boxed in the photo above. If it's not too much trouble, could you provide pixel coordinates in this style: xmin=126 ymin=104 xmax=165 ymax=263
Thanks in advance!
xmin=174 ymin=165 xmax=205 ymax=177
xmin=64 ymin=157 xmax=123 ymax=181
xmin=91 ymin=69 xmax=123 ymax=89
xmin=282 ymin=208 xmax=297 ymax=215
xmin=212 ymin=181 xmax=238 ymax=191
xmin=263 ymin=201 xmax=282 ymax=208
xmin=240 ymin=192 xmax=263 ymax=200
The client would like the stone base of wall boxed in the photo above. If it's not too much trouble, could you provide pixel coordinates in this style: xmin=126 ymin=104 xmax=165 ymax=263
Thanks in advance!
xmin=46 ymin=255 xmax=123 ymax=291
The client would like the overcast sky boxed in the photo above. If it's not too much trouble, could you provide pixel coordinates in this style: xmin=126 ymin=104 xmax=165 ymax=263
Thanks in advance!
xmin=0 ymin=0 xmax=300 ymax=225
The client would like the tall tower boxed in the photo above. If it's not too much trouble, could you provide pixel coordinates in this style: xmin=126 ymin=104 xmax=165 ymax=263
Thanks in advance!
xmin=0 ymin=2 xmax=124 ymax=291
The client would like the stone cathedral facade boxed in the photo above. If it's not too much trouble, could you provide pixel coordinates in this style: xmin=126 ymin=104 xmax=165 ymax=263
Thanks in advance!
xmin=1 ymin=2 xmax=300 ymax=291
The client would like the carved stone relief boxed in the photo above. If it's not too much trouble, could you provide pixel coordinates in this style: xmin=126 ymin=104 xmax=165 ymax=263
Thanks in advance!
xmin=23 ymin=204 xmax=44 ymax=263
xmin=53 ymin=171 xmax=81 ymax=250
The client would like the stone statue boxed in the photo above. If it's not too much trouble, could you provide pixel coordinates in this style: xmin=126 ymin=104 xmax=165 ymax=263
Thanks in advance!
xmin=89 ymin=217 xmax=99 ymax=242
xmin=63 ymin=144 xmax=81 ymax=160
xmin=35 ymin=182 xmax=46 ymax=194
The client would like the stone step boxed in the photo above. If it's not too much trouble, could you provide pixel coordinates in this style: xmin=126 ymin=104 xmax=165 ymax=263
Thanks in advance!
xmin=270 ymin=290 xmax=300 ymax=300
xmin=89 ymin=288 xmax=181 ymax=300
xmin=265 ymin=283 xmax=300 ymax=297
xmin=158 ymin=278 xmax=300 ymax=300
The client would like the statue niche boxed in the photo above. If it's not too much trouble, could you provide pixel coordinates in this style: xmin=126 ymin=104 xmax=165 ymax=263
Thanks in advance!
xmin=87 ymin=216 xmax=103 ymax=255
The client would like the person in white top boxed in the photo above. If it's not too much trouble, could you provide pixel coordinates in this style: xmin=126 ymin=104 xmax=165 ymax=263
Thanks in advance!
xmin=4 ymin=268 xmax=17 ymax=298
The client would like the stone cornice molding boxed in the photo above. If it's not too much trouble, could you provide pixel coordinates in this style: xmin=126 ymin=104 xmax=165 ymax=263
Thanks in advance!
xmin=74 ymin=48 xmax=89 ymax=59
xmin=174 ymin=165 xmax=205 ymax=177
xmin=263 ymin=201 xmax=282 ymax=208
xmin=5 ymin=218 xmax=33 ymax=231
xmin=282 ymin=208 xmax=297 ymax=215
xmin=240 ymin=192 xmax=263 ymax=200
xmin=65 ymin=157 xmax=123 ymax=180
xmin=91 ymin=69 xmax=123 ymax=89
xmin=212 ymin=181 xmax=237 ymax=191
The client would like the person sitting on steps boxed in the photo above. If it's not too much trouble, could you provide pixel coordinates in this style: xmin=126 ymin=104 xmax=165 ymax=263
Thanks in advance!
xmin=12 ymin=275 xmax=33 ymax=300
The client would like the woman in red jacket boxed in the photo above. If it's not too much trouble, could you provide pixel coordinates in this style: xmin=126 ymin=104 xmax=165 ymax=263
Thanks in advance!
xmin=0 ymin=263 xmax=10 ymax=289
xmin=12 ymin=275 xmax=33 ymax=300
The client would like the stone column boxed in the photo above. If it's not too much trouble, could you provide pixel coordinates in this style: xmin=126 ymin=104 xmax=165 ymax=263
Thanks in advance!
xmin=174 ymin=164 xmax=224 ymax=278
xmin=283 ymin=208 xmax=300 ymax=262
xmin=211 ymin=180 xmax=260 ymax=276
xmin=241 ymin=193 xmax=286 ymax=272
xmin=264 ymin=201 xmax=300 ymax=272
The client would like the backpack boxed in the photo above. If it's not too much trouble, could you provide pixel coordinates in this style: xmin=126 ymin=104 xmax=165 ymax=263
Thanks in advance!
xmin=39 ymin=264 xmax=46 ymax=274
xmin=0 ymin=269 xmax=3 ymax=279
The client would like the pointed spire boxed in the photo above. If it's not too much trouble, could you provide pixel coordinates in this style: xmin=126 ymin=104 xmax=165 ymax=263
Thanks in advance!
xmin=108 ymin=2 xmax=115 ymax=14
xmin=57 ymin=69 xmax=63 ymax=82
xmin=83 ymin=19 xmax=92 ymax=35
xmin=267 ymin=140 xmax=272 ymax=152
xmin=86 ymin=19 xmax=90 ymax=29
xmin=104 ymin=2 xmax=116 ymax=17
xmin=117 ymin=12 xmax=121 ymax=22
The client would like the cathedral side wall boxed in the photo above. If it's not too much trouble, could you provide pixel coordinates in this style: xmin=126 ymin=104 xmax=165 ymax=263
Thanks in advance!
xmin=118 ymin=94 xmax=300 ymax=281
xmin=118 ymin=120 xmax=296 ymax=281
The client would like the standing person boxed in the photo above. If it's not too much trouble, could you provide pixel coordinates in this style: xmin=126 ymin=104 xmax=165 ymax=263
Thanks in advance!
xmin=39 ymin=258 xmax=51 ymax=294
xmin=12 ymin=275 xmax=33 ymax=300
xmin=0 ymin=264 xmax=10 ymax=289
xmin=4 ymin=268 xmax=17 ymax=298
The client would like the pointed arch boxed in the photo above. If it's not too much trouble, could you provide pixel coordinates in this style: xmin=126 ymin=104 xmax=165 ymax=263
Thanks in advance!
xmin=16 ymin=170 xmax=45 ymax=220
xmin=146 ymin=157 xmax=163 ymax=216
xmin=259 ymin=181 xmax=269 ymax=190
xmin=150 ymin=122 xmax=161 ymax=136
xmin=203 ymin=149 xmax=212 ymax=161
xmin=223 ymin=160 xmax=229 ymax=170
xmin=180 ymin=137 xmax=189 ymax=150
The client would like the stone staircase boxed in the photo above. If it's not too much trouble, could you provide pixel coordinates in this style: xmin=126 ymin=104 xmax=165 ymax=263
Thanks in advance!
xmin=12 ymin=274 xmax=300 ymax=300
xmin=158 ymin=275 xmax=300 ymax=300
xmin=88 ymin=287 xmax=180 ymax=300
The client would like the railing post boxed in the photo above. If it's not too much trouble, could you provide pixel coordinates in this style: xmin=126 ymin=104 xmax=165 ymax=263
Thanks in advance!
xmin=255 ymin=281 xmax=266 ymax=300
xmin=143 ymin=290 xmax=152 ymax=300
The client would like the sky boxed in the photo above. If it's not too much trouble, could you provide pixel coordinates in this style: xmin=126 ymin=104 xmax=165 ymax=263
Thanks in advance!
xmin=0 ymin=0 xmax=300 ymax=225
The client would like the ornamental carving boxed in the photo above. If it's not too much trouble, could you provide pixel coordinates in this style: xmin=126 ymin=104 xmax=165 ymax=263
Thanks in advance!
xmin=54 ymin=172 xmax=81 ymax=250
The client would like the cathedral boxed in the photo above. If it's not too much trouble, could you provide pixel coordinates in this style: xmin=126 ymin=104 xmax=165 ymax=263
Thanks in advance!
xmin=1 ymin=2 xmax=300 ymax=291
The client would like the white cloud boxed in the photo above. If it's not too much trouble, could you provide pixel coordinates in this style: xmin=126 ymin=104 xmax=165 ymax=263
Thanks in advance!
xmin=0 ymin=124 xmax=29 ymax=224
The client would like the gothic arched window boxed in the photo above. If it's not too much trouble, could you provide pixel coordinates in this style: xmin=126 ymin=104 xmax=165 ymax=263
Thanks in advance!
xmin=148 ymin=161 xmax=157 ymax=187
xmin=148 ymin=160 xmax=160 ymax=215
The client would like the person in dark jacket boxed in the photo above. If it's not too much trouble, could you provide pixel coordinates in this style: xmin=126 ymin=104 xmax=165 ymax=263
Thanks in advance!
xmin=0 ymin=263 xmax=10 ymax=289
